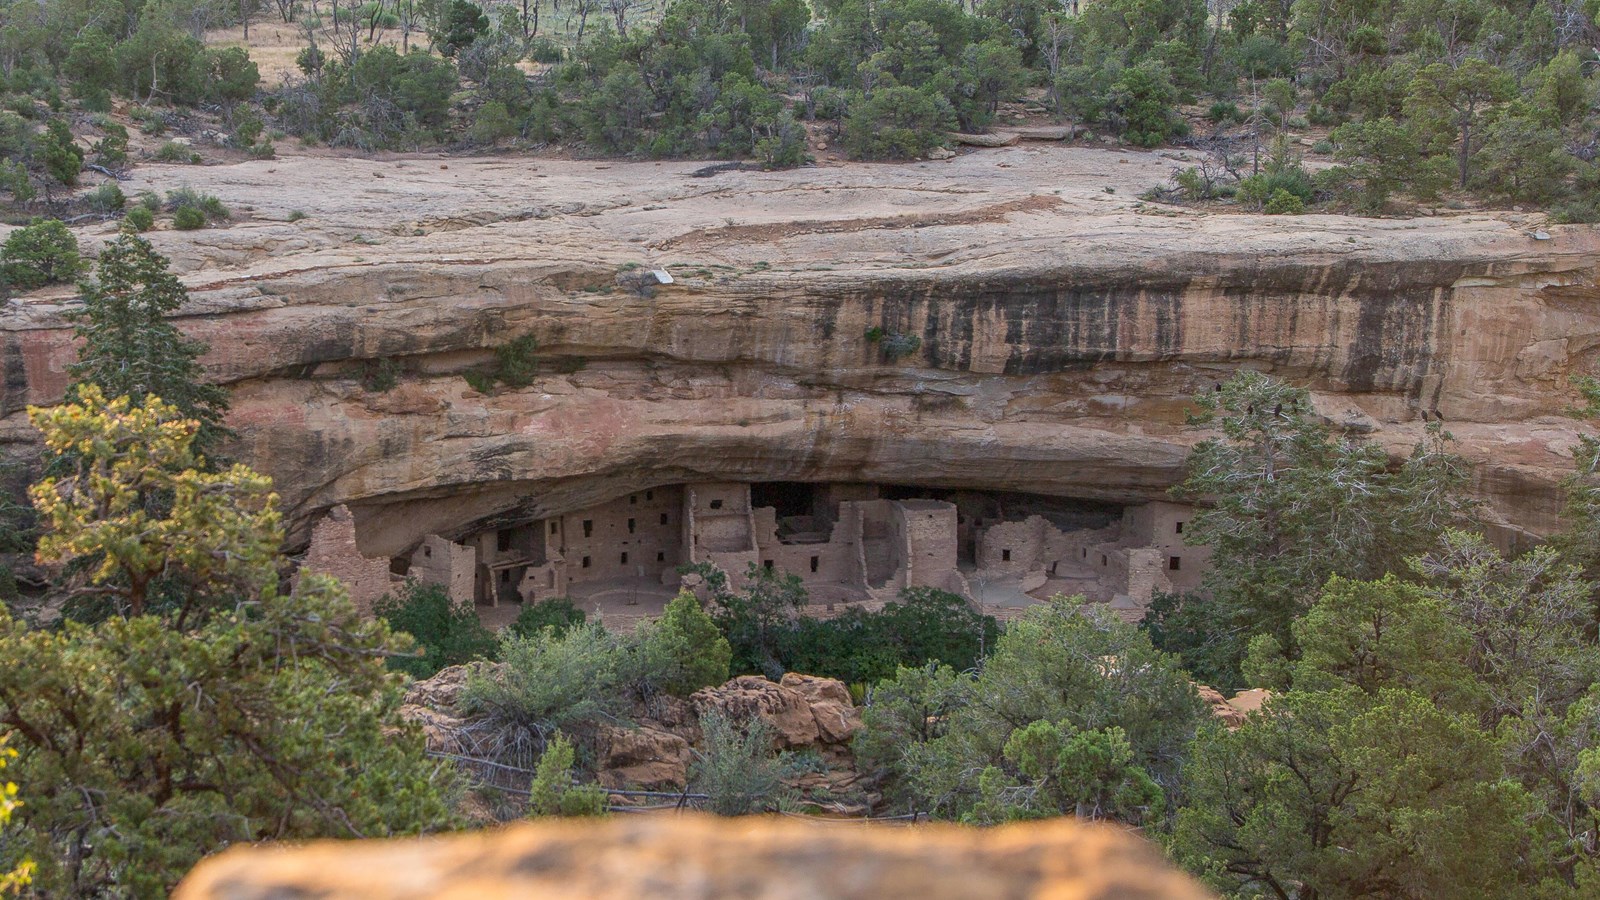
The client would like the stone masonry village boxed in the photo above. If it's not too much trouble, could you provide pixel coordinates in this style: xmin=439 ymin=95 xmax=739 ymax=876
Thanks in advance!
xmin=302 ymin=483 xmax=1208 ymax=626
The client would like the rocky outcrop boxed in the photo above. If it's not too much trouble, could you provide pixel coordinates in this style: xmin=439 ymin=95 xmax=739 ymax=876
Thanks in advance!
xmin=173 ymin=813 xmax=1216 ymax=900
xmin=1196 ymin=685 xmax=1272 ymax=729
xmin=595 ymin=724 xmax=691 ymax=791
xmin=691 ymin=674 xmax=862 ymax=753
xmin=399 ymin=667 xmax=863 ymax=794
xmin=4 ymin=148 xmax=1595 ymax=554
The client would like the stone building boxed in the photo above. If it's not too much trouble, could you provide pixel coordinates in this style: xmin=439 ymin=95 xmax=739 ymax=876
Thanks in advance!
xmin=297 ymin=504 xmax=399 ymax=615
xmin=298 ymin=483 xmax=1210 ymax=622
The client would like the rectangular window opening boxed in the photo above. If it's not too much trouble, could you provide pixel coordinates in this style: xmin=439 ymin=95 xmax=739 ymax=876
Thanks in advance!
xmin=583 ymin=520 xmax=593 ymax=538
xmin=1001 ymin=549 xmax=1011 ymax=562
xmin=582 ymin=556 xmax=591 ymax=569
xmin=497 ymin=530 xmax=512 ymax=553
xmin=810 ymin=556 xmax=819 ymax=573
xmin=621 ymin=552 xmax=629 ymax=565
xmin=1169 ymin=556 xmax=1181 ymax=571
xmin=657 ymin=551 xmax=666 ymax=562
xmin=1175 ymin=521 xmax=1184 ymax=534
xmin=628 ymin=518 xmax=636 ymax=534
xmin=660 ymin=513 xmax=669 ymax=526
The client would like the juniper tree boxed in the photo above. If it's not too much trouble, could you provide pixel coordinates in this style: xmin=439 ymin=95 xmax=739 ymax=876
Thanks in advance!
xmin=68 ymin=234 xmax=230 ymax=459
xmin=11 ymin=388 xmax=457 ymax=896
xmin=1144 ymin=371 xmax=1475 ymax=688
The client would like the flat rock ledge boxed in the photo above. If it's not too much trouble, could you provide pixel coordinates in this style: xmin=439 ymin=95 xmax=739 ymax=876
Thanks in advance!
xmin=173 ymin=813 xmax=1214 ymax=900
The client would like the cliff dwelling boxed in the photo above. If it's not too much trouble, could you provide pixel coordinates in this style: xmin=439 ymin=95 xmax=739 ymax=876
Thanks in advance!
xmin=302 ymin=483 xmax=1210 ymax=624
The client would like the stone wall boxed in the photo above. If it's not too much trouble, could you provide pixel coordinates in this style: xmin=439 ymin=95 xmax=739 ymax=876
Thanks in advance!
xmin=300 ymin=505 xmax=396 ymax=615
xmin=408 ymin=535 xmax=475 ymax=607
xmin=895 ymin=500 xmax=959 ymax=590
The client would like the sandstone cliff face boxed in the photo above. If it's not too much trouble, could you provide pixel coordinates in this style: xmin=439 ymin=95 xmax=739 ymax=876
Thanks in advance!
xmin=172 ymin=813 xmax=1216 ymax=899
xmin=3 ymin=147 xmax=1595 ymax=552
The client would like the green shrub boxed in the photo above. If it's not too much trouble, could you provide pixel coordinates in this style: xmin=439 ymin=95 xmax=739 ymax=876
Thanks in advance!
xmin=172 ymin=205 xmax=206 ymax=230
xmin=1208 ymin=101 xmax=1241 ymax=124
xmin=880 ymin=332 xmax=922 ymax=362
xmin=462 ymin=622 xmax=627 ymax=738
xmin=527 ymin=732 xmax=608 ymax=817
xmin=843 ymin=85 xmax=956 ymax=161
xmin=153 ymin=141 xmax=192 ymax=162
xmin=0 ymin=218 xmax=82 ymax=291
xmin=632 ymin=592 xmax=732 ymax=697
xmin=510 ymin=597 xmax=587 ymax=640
xmin=91 ymin=122 xmax=130 ymax=169
xmin=123 ymin=205 xmax=154 ymax=232
xmin=468 ymin=100 xmax=517 ymax=145
xmin=465 ymin=334 xmax=540 ymax=392
xmin=494 ymin=334 xmax=539 ymax=386
xmin=167 ymin=188 xmax=229 ymax=220
xmin=1109 ymin=62 xmax=1184 ymax=148
xmin=1264 ymin=188 xmax=1306 ymax=214
xmin=85 ymin=182 xmax=125 ymax=212
xmin=690 ymin=711 xmax=785 ymax=815
xmin=1238 ymin=165 xmax=1316 ymax=210
xmin=360 ymin=357 xmax=404 ymax=392
xmin=374 ymin=580 xmax=498 ymax=679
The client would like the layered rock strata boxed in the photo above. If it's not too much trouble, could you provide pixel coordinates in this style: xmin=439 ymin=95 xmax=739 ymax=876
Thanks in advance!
xmin=4 ymin=147 xmax=1596 ymax=553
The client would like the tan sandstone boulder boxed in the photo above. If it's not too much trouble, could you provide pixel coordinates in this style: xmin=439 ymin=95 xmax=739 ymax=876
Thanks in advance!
xmin=174 ymin=813 xmax=1216 ymax=900
xmin=596 ymin=724 xmax=692 ymax=791
xmin=691 ymin=674 xmax=863 ymax=751
xmin=779 ymin=672 xmax=862 ymax=745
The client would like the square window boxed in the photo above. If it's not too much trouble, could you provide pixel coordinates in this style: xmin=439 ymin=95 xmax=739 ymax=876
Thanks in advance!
xmin=1001 ymin=549 xmax=1011 ymax=562
xmin=1169 ymin=556 xmax=1181 ymax=571
xmin=582 ymin=556 xmax=591 ymax=569
xmin=710 ymin=499 xmax=723 ymax=510
xmin=763 ymin=560 xmax=774 ymax=570
xmin=660 ymin=513 xmax=669 ymax=525
xmin=657 ymin=551 xmax=666 ymax=562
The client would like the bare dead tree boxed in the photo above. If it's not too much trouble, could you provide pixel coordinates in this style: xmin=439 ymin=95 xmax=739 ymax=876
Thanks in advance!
xmin=570 ymin=0 xmax=594 ymax=44
xmin=606 ymin=0 xmax=634 ymax=35
xmin=366 ymin=0 xmax=386 ymax=41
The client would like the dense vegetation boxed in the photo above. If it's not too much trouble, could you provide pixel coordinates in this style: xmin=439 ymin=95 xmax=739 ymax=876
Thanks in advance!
xmin=0 ymin=238 xmax=460 ymax=894
xmin=4 ymin=0 xmax=1600 ymax=215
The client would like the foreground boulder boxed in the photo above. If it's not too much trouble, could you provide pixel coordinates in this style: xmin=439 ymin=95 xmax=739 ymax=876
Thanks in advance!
xmin=174 ymin=813 xmax=1214 ymax=899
